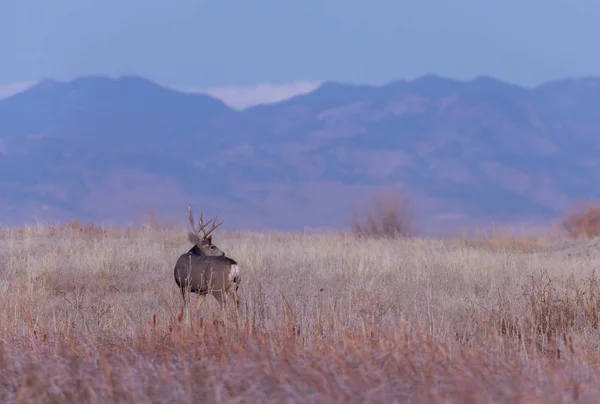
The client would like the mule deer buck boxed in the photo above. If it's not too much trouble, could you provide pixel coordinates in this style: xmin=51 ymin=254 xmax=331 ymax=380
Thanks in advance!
xmin=174 ymin=205 xmax=241 ymax=310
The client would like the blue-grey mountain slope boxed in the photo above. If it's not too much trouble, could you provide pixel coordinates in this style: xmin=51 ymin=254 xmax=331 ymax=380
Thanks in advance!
xmin=1 ymin=74 xmax=600 ymax=231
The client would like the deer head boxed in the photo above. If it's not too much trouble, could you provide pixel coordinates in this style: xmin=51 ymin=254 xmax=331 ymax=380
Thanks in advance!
xmin=187 ymin=204 xmax=225 ymax=256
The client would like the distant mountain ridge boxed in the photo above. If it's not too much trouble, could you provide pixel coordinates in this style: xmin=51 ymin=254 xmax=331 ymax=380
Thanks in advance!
xmin=1 ymin=73 xmax=600 ymax=232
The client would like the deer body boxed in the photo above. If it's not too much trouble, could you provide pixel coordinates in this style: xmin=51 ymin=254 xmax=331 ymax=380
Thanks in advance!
xmin=174 ymin=254 xmax=241 ymax=308
xmin=174 ymin=204 xmax=241 ymax=310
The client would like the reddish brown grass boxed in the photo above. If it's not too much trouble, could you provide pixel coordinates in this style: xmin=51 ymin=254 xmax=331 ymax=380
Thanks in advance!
xmin=1 ymin=301 xmax=599 ymax=402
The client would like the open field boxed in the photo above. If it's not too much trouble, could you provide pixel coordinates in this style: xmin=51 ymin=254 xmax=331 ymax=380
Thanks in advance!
xmin=1 ymin=225 xmax=600 ymax=402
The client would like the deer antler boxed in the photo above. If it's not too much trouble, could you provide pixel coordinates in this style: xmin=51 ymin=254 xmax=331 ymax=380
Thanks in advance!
xmin=198 ymin=212 xmax=223 ymax=238
xmin=188 ymin=204 xmax=199 ymax=235
xmin=188 ymin=204 xmax=223 ymax=239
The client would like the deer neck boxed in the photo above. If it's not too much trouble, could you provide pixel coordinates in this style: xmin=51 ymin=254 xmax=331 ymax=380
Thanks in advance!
xmin=188 ymin=245 xmax=204 ymax=255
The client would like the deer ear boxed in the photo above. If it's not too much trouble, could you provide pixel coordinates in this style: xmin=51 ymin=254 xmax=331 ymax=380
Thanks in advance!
xmin=187 ymin=232 xmax=200 ymax=244
xmin=206 ymin=235 xmax=212 ymax=243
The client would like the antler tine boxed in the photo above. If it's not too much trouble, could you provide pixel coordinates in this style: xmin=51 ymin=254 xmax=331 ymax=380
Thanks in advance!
xmin=188 ymin=204 xmax=199 ymax=235
xmin=197 ymin=212 xmax=215 ymax=237
xmin=203 ymin=212 xmax=224 ymax=238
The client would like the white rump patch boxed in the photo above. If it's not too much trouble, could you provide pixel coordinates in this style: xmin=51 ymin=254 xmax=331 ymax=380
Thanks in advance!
xmin=229 ymin=265 xmax=241 ymax=282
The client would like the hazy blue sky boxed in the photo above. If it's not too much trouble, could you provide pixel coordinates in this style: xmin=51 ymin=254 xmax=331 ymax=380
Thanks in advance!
xmin=2 ymin=0 xmax=600 ymax=106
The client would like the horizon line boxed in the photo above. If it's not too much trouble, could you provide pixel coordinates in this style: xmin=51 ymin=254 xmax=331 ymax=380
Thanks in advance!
xmin=2 ymin=72 xmax=600 ymax=109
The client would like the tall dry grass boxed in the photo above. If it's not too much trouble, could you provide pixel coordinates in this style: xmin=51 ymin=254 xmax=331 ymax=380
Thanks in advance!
xmin=0 ymin=225 xmax=600 ymax=401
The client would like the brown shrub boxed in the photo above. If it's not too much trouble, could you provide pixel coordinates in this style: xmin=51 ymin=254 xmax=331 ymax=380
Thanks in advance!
xmin=558 ymin=202 xmax=600 ymax=238
xmin=349 ymin=191 xmax=417 ymax=238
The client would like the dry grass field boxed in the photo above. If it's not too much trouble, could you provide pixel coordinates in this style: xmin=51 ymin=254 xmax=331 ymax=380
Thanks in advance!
xmin=2 ymin=221 xmax=600 ymax=402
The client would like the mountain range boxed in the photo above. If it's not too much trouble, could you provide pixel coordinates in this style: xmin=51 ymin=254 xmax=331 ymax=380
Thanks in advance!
xmin=1 ymin=74 xmax=600 ymax=232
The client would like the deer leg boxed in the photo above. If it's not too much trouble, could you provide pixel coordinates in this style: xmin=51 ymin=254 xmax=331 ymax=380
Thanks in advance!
xmin=235 ymin=293 xmax=240 ymax=311
xmin=225 ymin=284 xmax=241 ymax=311
xmin=180 ymin=287 xmax=188 ymax=305
xmin=209 ymin=291 xmax=227 ymax=327
xmin=230 ymin=290 xmax=240 ymax=311
xmin=195 ymin=294 xmax=206 ymax=310
xmin=216 ymin=289 xmax=241 ymax=312
xmin=212 ymin=290 xmax=226 ymax=310
xmin=179 ymin=287 xmax=190 ymax=325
